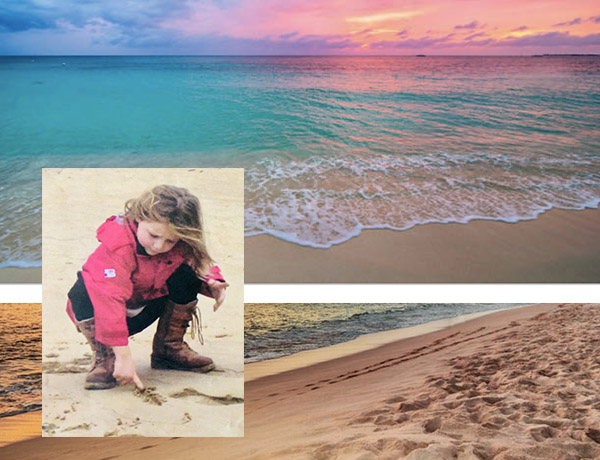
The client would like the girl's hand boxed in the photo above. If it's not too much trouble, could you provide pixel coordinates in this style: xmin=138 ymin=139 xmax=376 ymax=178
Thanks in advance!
xmin=207 ymin=279 xmax=229 ymax=312
xmin=112 ymin=345 xmax=144 ymax=390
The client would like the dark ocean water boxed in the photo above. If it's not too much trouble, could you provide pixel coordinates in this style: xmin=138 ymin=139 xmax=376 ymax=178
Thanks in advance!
xmin=1 ymin=55 xmax=599 ymax=266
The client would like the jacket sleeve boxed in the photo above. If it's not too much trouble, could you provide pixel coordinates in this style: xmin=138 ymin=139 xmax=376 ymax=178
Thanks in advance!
xmin=166 ymin=264 xmax=226 ymax=302
xmin=81 ymin=243 xmax=136 ymax=346
xmin=197 ymin=265 xmax=226 ymax=298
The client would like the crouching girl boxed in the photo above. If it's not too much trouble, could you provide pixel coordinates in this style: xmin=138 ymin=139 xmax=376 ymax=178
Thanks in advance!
xmin=66 ymin=184 xmax=228 ymax=390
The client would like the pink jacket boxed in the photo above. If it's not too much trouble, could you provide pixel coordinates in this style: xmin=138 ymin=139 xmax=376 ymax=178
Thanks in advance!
xmin=67 ymin=216 xmax=221 ymax=346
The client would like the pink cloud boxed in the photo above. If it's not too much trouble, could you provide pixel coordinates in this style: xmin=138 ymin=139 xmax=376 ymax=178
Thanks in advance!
xmin=2 ymin=0 xmax=599 ymax=54
xmin=162 ymin=0 xmax=599 ymax=54
xmin=455 ymin=21 xmax=480 ymax=30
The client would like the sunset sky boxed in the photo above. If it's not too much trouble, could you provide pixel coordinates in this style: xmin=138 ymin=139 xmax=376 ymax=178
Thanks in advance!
xmin=1 ymin=0 xmax=599 ymax=55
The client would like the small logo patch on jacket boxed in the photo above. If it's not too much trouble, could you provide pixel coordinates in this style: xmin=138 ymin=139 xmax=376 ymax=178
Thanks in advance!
xmin=104 ymin=268 xmax=116 ymax=278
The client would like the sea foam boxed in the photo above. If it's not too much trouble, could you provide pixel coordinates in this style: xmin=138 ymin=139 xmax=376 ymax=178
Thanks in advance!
xmin=245 ymin=150 xmax=600 ymax=247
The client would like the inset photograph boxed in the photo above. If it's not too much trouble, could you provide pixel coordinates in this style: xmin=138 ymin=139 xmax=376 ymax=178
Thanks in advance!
xmin=41 ymin=168 xmax=244 ymax=437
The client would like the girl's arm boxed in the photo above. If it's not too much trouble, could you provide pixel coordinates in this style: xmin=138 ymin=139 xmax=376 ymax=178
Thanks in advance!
xmin=207 ymin=278 xmax=228 ymax=311
xmin=170 ymin=264 xmax=229 ymax=311
xmin=81 ymin=222 xmax=137 ymax=347
xmin=201 ymin=266 xmax=228 ymax=311
xmin=112 ymin=345 xmax=144 ymax=390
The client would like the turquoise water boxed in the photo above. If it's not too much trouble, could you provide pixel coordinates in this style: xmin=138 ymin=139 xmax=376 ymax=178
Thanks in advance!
xmin=1 ymin=56 xmax=599 ymax=266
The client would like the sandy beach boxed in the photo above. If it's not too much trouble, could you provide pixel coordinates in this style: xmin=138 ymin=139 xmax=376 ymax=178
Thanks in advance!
xmin=4 ymin=199 xmax=599 ymax=286
xmin=41 ymin=168 xmax=244 ymax=437
xmin=5 ymin=303 xmax=599 ymax=458
xmin=246 ymin=207 xmax=600 ymax=283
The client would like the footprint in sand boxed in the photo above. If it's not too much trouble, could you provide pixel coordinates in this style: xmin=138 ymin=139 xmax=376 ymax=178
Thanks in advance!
xmin=586 ymin=428 xmax=600 ymax=444
xmin=384 ymin=395 xmax=406 ymax=404
xmin=529 ymin=425 xmax=557 ymax=441
xmin=423 ymin=417 xmax=441 ymax=433
xmin=398 ymin=397 xmax=431 ymax=412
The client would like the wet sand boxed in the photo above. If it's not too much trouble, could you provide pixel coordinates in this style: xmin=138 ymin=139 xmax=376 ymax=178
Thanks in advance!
xmin=246 ymin=207 xmax=600 ymax=283
xmin=5 ymin=303 xmax=599 ymax=459
xmin=3 ymin=202 xmax=598 ymax=286
xmin=0 ymin=267 xmax=42 ymax=284
xmin=0 ymin=411 xmax=41 ymax=448
xmin=41 ymin=168 xmax=244 ymax=437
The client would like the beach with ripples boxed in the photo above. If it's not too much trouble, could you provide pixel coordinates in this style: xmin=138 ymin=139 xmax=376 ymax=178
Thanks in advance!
xmin=4 ymin=304 xmax=600 ymax=459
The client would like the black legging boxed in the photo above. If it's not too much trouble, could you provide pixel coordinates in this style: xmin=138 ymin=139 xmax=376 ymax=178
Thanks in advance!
xmin=68 ymin=264 xmax=206 ymax=335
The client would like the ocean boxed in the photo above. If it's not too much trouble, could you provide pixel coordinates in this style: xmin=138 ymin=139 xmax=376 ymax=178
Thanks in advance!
xmin=1 ymin=55 xmax=599 ymax=266
xmin=244 ymin=303 xmax=527 ymax=363
xmin=0 ymin=303 xmax=41 ymax=418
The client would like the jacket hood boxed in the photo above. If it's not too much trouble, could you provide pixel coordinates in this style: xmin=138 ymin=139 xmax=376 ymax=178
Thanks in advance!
xmin=96 ymin=216 xmax=136 ymax=252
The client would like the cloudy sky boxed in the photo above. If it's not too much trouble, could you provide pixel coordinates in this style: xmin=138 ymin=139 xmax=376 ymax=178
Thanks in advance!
xmin=1 ymin=0 xmax=599 ymax=55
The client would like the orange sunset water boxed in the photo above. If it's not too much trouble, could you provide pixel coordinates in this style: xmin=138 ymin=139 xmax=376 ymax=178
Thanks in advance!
xmin=0 ymin=304 xmax=41 ymax=447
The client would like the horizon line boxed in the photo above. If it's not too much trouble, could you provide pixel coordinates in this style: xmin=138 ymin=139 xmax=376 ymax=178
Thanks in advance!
xmin=2 ymin=53 xmax=599 ymax=57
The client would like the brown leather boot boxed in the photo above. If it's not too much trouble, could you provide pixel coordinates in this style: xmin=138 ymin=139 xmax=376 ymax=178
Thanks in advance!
xmin=151 ymin=300 xmax=215 ymax=373
xmin=77 ymin=318 xmax=117 ymax=390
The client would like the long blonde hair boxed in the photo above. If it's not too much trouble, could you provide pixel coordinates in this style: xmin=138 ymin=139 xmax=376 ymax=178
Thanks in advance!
xmin=124 ymin=185 xmax=213 ymax=274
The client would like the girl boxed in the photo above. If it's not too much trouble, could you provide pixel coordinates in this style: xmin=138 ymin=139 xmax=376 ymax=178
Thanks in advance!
xmin=66 ymin=185 xmax=228 ymax=390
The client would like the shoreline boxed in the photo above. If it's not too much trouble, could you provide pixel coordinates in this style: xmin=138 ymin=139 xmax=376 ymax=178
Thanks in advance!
xmin=6 ymin=303 xmax=599 ymax=459
xmin=0 ymin=267 xmax=42 ymax=284
xmin=246 ymin=206 xmax=600 ymax=282
xmin=2 ymin=206 xmax=600 ymax=284
xmin=245 ymin=304 xmax=529 ymax=381
xmin=0 ymin=411 xmax=41 ymax=448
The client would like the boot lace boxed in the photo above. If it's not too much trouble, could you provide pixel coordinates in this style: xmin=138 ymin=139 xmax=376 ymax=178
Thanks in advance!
xmin=189 ymin=305 xmax=204 ymax=345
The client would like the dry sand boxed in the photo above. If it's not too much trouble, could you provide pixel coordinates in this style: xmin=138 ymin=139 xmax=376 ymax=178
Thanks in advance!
xmin=41 ymin=168 xmax=244 ymax=437
xmin=5 ymin=303 xmax=599 ymax=459
xmin=246 ymin=207 xmax=600 ymax=283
